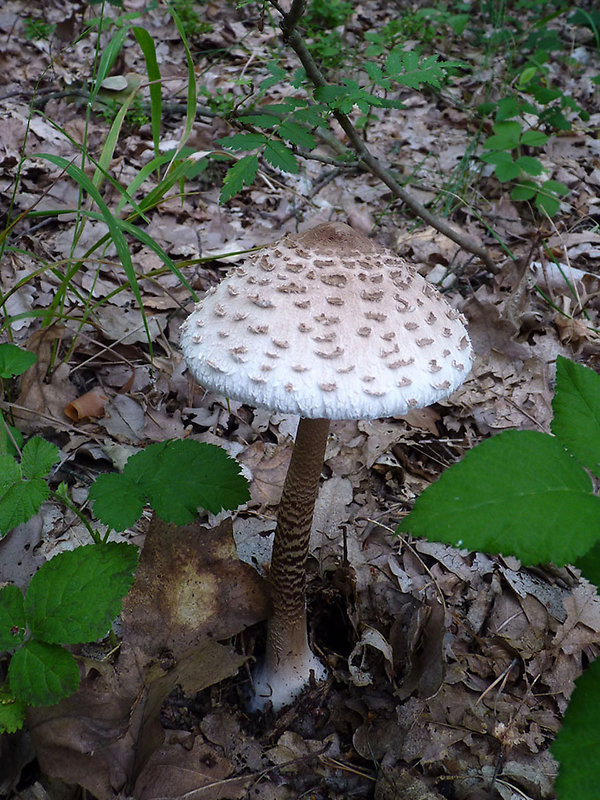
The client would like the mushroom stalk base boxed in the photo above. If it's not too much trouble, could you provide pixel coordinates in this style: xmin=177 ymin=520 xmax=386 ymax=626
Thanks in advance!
xmin=250 ymin=417 xmax=330 ymax=711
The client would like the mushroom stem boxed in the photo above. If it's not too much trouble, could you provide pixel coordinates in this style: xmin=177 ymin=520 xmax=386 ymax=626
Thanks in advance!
xmin=252 ymin=417 xmax=330 ymax=709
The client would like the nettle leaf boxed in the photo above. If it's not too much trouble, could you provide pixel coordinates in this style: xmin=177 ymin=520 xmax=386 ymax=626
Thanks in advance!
xmin=553 ymin=657 xmax=600 ymax=799
xmin=25 ymin=543 xmax=138 ymax=644
xmin=0 ymin=584 xmax=26 ymax=650
xmin=263 ymin=140 xmax=299 ymax=173
xmin=220 ymin=154 xmax=259 ymax=203
xmin=91 ymin=440 xmax=249 ymax=530
xmin=0 ymin=344 xmax=37 ymax=379
xmin=552 ymin=356 xmax=600 ymax=478
xmin=9 ymin=641 xmax=79 ymax=707
xmin=397 ymin=430 xmax=600 ymax=565
xmin=21 ymin=437 xmax=60 ymax=480
xmin=217 ymin=132 xmax=267 ymax=151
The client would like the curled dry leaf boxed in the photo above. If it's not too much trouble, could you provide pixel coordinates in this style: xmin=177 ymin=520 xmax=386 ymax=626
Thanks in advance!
xmin=64 ymin=388 xmax=109 ymax=421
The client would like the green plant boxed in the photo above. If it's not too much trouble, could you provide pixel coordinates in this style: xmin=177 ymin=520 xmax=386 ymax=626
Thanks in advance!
xmin=168 ymin=0 xmax=213 ymax=38
xmin=0 ymin=344 xmax=36 ymax=456
xmin=23 ymin=16 xmax=55 ymax=41
xmin=0 ymin=395 xmax=250 ymax=732
xmin=98 ymin=93 xmax=150 ymax=131
xmin=398 ymin=356 xmax=600 ymax=799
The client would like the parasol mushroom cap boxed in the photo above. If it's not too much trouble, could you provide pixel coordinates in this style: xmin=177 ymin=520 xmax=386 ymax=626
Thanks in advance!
xmin=180 ymin=222 xmax=472 ymax=419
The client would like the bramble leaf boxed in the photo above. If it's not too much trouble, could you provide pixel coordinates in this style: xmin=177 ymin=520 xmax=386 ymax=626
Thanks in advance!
xmin=25 ymin=543 xmax=138 ymax=644
xmin=21 ymin=437 xmax=60 ymax=480
xmin=0 ymin=685 xmax=26 ymax=734
xmin=0 ymin=476 xmax=49 ymax=538
xmin=553 ymin=657 xmax=600 ymax=799
xmin=0 ymin=344 xmax=37 ymax=379
xmin=0 ymin=585 xmax=26 ymax=650
xmin=220 ymin=154 xmax=258 ymax=203
xmin=9 ymin=641 xmax=79 ymax=706
xmin=552 ymin=356 xmax=600 ymax=478
xmin=88 ymin=472 xmax=146 ymax=531
xmin=397 ymin=430 xmax=600 ymax=565
xmin=90 ymin=439 xmax=249 ymax=530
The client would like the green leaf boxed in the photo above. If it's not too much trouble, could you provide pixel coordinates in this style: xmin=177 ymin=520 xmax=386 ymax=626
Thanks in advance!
xmin=220 ymin=154 xmax=259 ymax=203
xmin=575 ymin=541 xmax=600 ymax=589
xmin=552 ymin=657 xmax=600 ymax=799
xmin=9 ymin=641 xmax=79 ymax=706
xmin=218 ymin=133 xmax=268 ymax=151
xmin=278 ymin=120 xmax=316 ymax=148
xmin=521 ymin=129 xmax=549 ymax=146
xmin=21 ymin=437 xmax=60 ymax=480
xmin=397 ymin=430 xmax=600 ymax=565
xmin=25 ymin=543 xmax=138 ymax=644
xmin=88 ymin=472 xmax=146 ymax=531
xmin=542 ymin=179 xmax=569 ymax=196
xmin=0 ymin=478 xmax=49 ymax=538
xmin=263 ymin=140 xmax=299 ymax=173
xmin=484 ymin=120 xmax=522 ymax=150
xmin=236 ymin=113 xmax=280 ymax=128
xmin=0 ymin=685 xmax=26 ymax=734
xmin=552 ymin=357 xmax=600 ymax=478
xmin=494 ymin=160 xmax=522 ymax=182
xmin=535 ymin=191 xmax=560 ymax=216
xmin=0 ymin=585 xmax=26 ymax=650
xmin=515 ymin=156 xmax=544 ymax=176
xmin=0 ymin=344 xmax=37 ymax=379
xmin=0 ymin=455 xmax=20 ymax=495
xmin=510 ymin=181 xmax=537 ymax=201
xmin=90 ymin=440 xmax=250 ymax=530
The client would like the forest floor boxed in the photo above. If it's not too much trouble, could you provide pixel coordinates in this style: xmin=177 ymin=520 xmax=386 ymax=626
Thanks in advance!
xmin=1 ymin=0 xmax=600 ymax=798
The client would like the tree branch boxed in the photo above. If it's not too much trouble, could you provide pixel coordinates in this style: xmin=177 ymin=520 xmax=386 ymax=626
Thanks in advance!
xmin=271 ymin=2 xmax=498 ymax=273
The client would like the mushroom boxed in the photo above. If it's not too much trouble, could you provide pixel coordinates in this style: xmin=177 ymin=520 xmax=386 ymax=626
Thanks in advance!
xmin=180 ymin=222 xmax=472 ymax=711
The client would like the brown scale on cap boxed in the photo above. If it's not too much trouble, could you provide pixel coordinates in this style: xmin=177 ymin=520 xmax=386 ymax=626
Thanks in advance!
xmin=180 ymin=222 xmax=473 ymax=712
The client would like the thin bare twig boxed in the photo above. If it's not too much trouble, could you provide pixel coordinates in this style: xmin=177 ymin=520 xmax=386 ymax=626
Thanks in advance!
xmin=271 ymin=1 xmax=498 ymax=273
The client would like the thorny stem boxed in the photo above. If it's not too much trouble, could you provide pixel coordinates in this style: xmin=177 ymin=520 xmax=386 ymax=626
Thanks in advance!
xmin=270 ymin=1 xmax=498 ymax=274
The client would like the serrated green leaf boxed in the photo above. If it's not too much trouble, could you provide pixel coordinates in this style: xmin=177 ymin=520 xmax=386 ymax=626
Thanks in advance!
xmin=0 ymin=478 xmax=49 ymax=537
xmin=236 ymin=113 xmax=280 ymax=128
xmin=9 ymin=641 xmax=79 ymax=706
xmin=552 ymin=657 xmax=600 ymax=799
xmin=484 ymin=120 xmax=522 ymax=150
xmin=397 ymin=430 xmax=600 ymax=565
xmin=217 ymin=132 xmax=268 ymax=151
xmin=0 ymin=685 xmax=26 ymax=733
xmin=91 ymin=440 xmax=250 ymax=530
xmin=0 ymin=585 xmax=26 ymax=650
xmin=0 ymin=455 xmax=20 ymax=495
xmin=278 ymin=120 xmax=316 ymax=148
xmin=25 ymin=543 xmax=138 ymax=644
xmin=89 ymin=472 xmax=147 ymax=531
xmin=21 ymin=437 xmax=60 ymax=480
xmin=220 ymin=154 xmax=258 ymax=203
xmin=0 ymin=344 xmax=37 ymax=379
xmin=480 ymin=151 xmax=513 ymax=165
xmin=521 ymin=129 xmax=549 ymax=146
xmin=552 ymin=356 xmax=600 ymax=478
xmin=263 ymin=140 xmax=299 ymax=173
xmin=515 ymin=156 xmax=544 ymax=176
xmin=575 ymin=541 xmax=600 ymax=589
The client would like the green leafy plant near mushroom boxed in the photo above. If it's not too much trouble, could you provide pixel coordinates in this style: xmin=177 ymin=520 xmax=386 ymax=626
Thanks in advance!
xmin=398 ymin=355 xmax=600 ymax=800
xmin=0 ymin=346 xmax=250 ymax=734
